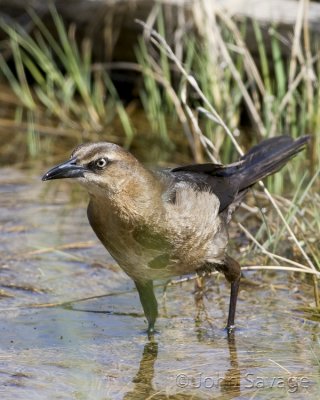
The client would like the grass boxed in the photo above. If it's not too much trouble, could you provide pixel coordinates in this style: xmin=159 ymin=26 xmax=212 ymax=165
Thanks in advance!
xmin=1 ymin=5 xmax=319 ymax=168
xmin=0 ymin=5 xmax=137 ymax=152
xmin=0 ymin=4 xmax=319 ymax=293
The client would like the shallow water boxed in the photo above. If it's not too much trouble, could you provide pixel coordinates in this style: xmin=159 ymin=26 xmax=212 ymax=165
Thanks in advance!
xmin=0 ymin=168 xmax=319 ymax=399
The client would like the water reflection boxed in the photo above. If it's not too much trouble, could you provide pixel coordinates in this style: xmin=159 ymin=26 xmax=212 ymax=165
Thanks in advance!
xmin=193 ymin=277 xmax=240 ymax=396
xmin=123 ymin=332 xmax=240 ymax=399
xmin=220 ymin=334 xmax=240 ymax=397
xmin=124 ymin=341 xmax=158 ymax=399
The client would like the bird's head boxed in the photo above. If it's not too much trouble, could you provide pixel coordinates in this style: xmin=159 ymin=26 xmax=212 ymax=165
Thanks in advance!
xmin=42 ymin=142 xmax=152 ymax=198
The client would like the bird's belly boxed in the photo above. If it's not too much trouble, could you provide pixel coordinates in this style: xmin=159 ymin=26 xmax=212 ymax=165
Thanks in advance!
xmin=87 ymin=201 xmax=227 ymax=282
xmin=102 ymin=229 xmax=214 ymax=282
xmin=101 ymin=232 xmax=180 ymax=281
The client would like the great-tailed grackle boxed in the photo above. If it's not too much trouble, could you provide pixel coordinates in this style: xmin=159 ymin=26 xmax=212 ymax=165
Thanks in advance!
xmin=42 ymin=135 xmax=309 ymax=335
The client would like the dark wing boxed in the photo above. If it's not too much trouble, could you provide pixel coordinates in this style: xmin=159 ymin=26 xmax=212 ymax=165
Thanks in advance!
xmin=165 ymin=166 xmax=242 ymax=213
xmin=161 ymin=135 xmax=310 ymax=214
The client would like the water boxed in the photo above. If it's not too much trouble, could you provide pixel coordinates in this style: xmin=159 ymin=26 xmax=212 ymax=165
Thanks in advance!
xmin=0 ymin=167 xmax=319 ymax=399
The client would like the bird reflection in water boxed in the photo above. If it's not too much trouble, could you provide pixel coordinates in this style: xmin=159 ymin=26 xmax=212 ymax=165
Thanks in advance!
xmin=123 ymin=335 xmax=240 ymax=399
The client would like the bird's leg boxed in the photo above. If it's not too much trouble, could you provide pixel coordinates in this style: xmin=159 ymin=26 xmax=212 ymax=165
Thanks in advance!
xmin=217 ymin=255 xmax=241 ymax=334
xmin=134 ymin=280 xmax=158 ymax=338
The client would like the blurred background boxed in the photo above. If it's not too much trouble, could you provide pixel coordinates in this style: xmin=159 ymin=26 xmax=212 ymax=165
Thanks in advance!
xmin=0 ymin=1 xmax=320 ymax=399
xmin=0 ymin=0 xmax=319 ymax=172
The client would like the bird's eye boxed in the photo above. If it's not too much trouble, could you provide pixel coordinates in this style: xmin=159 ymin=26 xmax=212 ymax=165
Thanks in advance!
xmin=95 ymin=158 xmax=108 ymax=169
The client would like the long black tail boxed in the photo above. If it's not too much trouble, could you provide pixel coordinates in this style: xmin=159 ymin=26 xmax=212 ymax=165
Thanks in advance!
xmin=236 ymin=135 xmax=310 ymax=191
xmin=171 ymin=135 xmax=310 ymax=213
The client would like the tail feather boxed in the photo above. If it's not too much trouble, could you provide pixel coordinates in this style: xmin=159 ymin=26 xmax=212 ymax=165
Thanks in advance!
xmin=236 ymin=135 xmax=310 ymax=191
xmin=170 ymin=135 xmax=309 ymax=214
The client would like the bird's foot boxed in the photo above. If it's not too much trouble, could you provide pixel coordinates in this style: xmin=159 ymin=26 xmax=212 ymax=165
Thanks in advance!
xmin=225 ymin=324 xmax=236 ymax=336
xmin=146 ymin=325 xmax=159 ymax=339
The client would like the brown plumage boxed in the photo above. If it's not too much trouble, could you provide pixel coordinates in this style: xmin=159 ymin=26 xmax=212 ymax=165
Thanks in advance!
xmin=42 ymin=135 xmax=309 ymax=336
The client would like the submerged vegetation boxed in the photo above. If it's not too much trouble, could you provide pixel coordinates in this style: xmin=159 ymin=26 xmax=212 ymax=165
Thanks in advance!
xmin=0 ymin=3 xmax=319 ymax=295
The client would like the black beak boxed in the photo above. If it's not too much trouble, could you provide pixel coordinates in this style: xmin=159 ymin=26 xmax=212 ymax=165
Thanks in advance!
xmin=42 ymin=158 xmax=86 ymax=181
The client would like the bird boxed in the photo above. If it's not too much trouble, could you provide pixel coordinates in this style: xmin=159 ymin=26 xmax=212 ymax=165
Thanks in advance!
xmin=42 ymin=135 xmax=309 ymax=336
